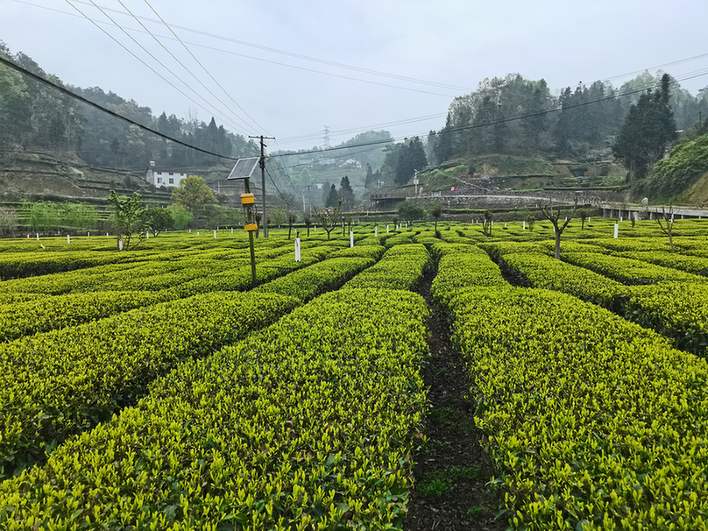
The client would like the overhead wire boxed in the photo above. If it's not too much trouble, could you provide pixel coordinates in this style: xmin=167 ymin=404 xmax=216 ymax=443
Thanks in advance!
xmin=114 ymin=0 xmax=255 ymax=133
xmin=63 ymin=0 xmax=248 ymax=134
xmin=12 ymin=0 xmax=708 ymax=106
xmin=265 ymin=167 xmax=294 ymax=207
xmin=271 ymin=69 xmax=708 ymax=158
xmin=0 ymin=54 xmax=239 ymax=161
xmin=67 ymin=0 xmax=468 ymax=91
xmin=9 ymin=0 xmax=457 ymax=98
xmin=141 ymin=0 xmax=267 ymax=134
xmin=278 ymin=112 xmax=445 ymax=143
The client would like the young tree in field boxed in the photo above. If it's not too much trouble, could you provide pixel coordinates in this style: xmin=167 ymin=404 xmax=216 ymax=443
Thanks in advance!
xmin=481 ymin=210 xmax=493 ymax=237
xmin=580 ymin=209 xmax=589 ymax=230
xmin=656 ymin=205 xmax=676 ymax=250
xmin=109 ymin=191 xmax=146 ymax=250
xmin=431 ymin=204 xmax=442 ymax=234
xmin=539 ymin=200 xmax=578 ymax=259
xmin=143 ymin=207 xmax=174 ymax=236
xmin=172 ymin=175 xmax=216 ymax=215
xmin=314 ymin=205 xmax=340 ymax=240
xmin=254 ymin=212 xmax=262 ymax=238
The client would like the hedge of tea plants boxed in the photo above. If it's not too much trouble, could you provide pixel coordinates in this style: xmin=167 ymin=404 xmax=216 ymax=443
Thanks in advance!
xmin=254 ymin=257 xmax=374 ymax=301
xmin=0 ymin=250 xmax=144 ymax=280
xmin=618 ymin=250 xmax=708 ymax=276
xmin=430 ymin=246 xmax=507 ymax=306
xmin=0 ymin=290 xmax=173 ymax=342
xmin=0 ymin=292 xmax=298 ymax=478
xmin=0 ymin=288 xmax=430 ymax=529
xmin=621 ymin=282 xmax=708 ymax=355
xmin=0 ymin=261 xmax=166 ymax=294
xmin=447 ymin=287 xmax=707 ymax=529
xmin=343 ymin=244 xmax=430 ymax=290
xmin=562 ymin=252 xmax=704 ymax=284
xmin=500 ymin=252 xmax=626 ymax=307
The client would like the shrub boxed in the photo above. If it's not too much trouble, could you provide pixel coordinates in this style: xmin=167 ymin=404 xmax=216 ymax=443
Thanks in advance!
xmin=0 ymin=291 xmax=298 ymax=478
xmin=430 ymin=247 xmax=506 ymax=306
xmin=621 ymin=282 xmax=708 ymax=355
xmin=563 ymin=252 xmax=705 ymax=285
xmin=448 ymin=287 xmax=707 ymax=528
xmin=343 ymin=244 xmax=429 ymax=290
xmin=501 ymin=252 xmax=626 ymax=307
xmin=0 ymin=289 xmax=430 ymax=528
xmin=0 ymin=290 xmax=171 ymax=342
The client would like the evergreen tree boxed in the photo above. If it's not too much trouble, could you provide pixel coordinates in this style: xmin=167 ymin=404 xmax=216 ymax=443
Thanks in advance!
xmin=339 ymin=175 xmax=354 ymax=208
xmin=325 ymin=184 xmax=339 ymax=207
xmin=394 ymin=137 xmax=427 ymax=185
xmin=613 ymin=74 xmax=677 ymax=179
xmin=433 ymin=116 xmax=453 ymax=163
xmin=364 ymin=163 xmax=375 ymax=189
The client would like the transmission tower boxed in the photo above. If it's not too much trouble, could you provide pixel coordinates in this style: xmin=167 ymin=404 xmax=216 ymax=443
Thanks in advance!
xmin=322 ymin=125 xmax=331 ymax=148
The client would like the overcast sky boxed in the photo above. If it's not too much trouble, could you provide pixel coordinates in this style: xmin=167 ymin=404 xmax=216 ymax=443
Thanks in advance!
xmin=3 ymin=0 xmax=708 ymax=150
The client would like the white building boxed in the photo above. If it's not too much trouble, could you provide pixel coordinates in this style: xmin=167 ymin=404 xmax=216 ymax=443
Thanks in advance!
xmin=145 ymin=162 xmax=187 ymax=188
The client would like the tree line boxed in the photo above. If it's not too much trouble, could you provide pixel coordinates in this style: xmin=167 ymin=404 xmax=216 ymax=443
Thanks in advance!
xmin=427 ymin=72 xmax=708 ymax=170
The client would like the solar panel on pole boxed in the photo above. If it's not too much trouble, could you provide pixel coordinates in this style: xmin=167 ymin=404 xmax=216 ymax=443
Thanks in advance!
xmin=227 ymin=157 xmax=261 ymax=285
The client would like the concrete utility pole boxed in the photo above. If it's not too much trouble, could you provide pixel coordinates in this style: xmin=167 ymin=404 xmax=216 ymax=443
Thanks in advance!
xmin=249 ymin=135 xmax=276 ymax=238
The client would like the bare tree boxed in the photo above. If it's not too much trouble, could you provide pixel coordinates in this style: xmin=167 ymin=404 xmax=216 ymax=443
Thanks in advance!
xmin=287 ymin=212 xmax=296 ymax=239
xmin=539 ymin=200 xmax=578 ymax=259
xmin=431 ymin=204 xmax=442 ymax=235
xmin=656 ymin=205 xmax=676 ymax=251
xmin=314 ymin=205 xmax=340 ymax=240
xmin=481 ymin=210 xmax=493 ymax=237
xmin=304 ymin=214 xmax=311 ymax=237
xmin=254 ymin=212 xmax=262 ymax=239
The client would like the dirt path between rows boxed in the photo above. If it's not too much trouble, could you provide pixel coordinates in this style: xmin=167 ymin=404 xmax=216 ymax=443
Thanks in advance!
xmin=405 ymin=268 xmax=504 ymax=530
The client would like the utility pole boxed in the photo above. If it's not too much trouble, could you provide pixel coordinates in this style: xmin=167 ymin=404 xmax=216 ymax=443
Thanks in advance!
xmin=242 ymin=176 xmax=257 ymax=285
xmin=249 ymin=135 xmax=276 ymax=238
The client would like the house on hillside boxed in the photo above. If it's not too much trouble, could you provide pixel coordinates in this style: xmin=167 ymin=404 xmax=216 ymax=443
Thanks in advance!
xmin=145 ymin=161 xmax=187 ymax=188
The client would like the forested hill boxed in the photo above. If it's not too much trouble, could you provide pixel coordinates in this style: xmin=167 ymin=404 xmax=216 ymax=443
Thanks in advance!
xmin=427 ymin=73 xmax=708 ymax=168
xmin=636 ymin=132 xmax=708 ymax=204
xmin=0 ymin=43 xmax=257 ymax=172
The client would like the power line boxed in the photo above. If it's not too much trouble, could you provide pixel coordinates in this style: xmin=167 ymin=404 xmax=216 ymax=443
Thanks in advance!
xmin=271 ymin=69 xmax=708 ymax=158
xmin=62 ymin=0 xmax=246 ymax=134
xmin=274 ymin=66 xmax=708 ymax=149
xmin=141 ymin=0 xmax=267 ymax=134
xmin=9 ymin=0 xmax=457 ymax=99
xmin=114 ymin=0 xmax=254 ymax=132
xmin=603 ymin=52 xmax=708 ymax=83
xmin=265 ymin=167 xmax=292 ymax=207
xmin=278 ymin=112 xmax=444 ymax=143
xmin=66 ymin=0 xmax=469 ymax=91
xmin=0 ymin=54 xmax=239 ymax=161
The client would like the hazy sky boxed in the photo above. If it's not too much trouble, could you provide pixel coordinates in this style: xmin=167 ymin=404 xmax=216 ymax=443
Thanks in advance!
xmin=3 ymin=0 xmax=708 ymax=150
